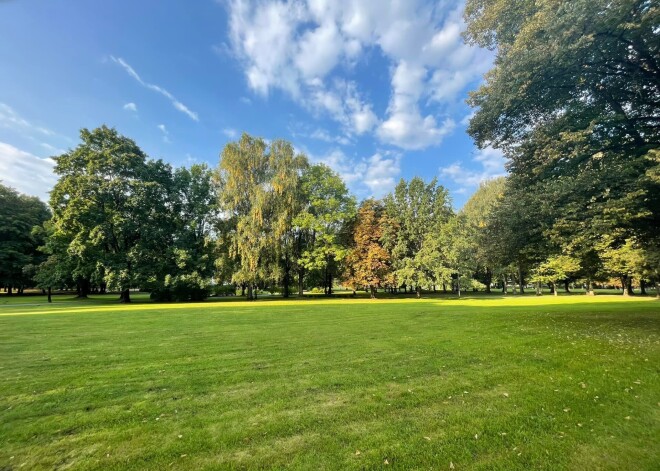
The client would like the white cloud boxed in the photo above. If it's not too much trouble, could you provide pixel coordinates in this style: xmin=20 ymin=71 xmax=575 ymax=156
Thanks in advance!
xmin=123 ymin=102 xmax=138 ymax=112
xmin=440 ymin=146 xmax=507 ymax=188
xmin=39 ymin=143 xmax=66 ymax=155
xmin=363 ymin=152 xmax=401 ymax=197
xmin=307 ymin=148 xmax=401 ymax=198
xmin=157 ymin=124 xmax=171 ymax=143
xmin=0 ymin=141 xmax=57 ymax=201
xmin=110 ymin=56 xmax=199 ymax=122
xmin=223 ymin=128 xmax=238 ymax=139
xmin=377 ymin=61 xmax=456 ymax=149
xmin=0 ymin=103 xmax=57 ymax=137
xmin=225 ymin=0 xmax=491 ymax=149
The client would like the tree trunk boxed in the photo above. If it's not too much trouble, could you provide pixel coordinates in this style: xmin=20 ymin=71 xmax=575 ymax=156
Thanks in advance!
xmin=485 ymin=268 xmax=492 ymax=293
xmin=370 ymin=285 xmax=377 ymax=299
xmin=247 ymin=284 xmax=253 ymax=300
xmin=7 ymin=285 xmax=13 ymax=296
xmin=457 ymin=275 xmax=461 ymax=298
xmin=621 ymin=275 xmax=630 ymax=296
xmin=517 ymin=265 xmax=524 ymax=294
xmin=416 ymin=285 xmax=421 ymax=299
xmin=639 ymin=279 xmax=647 ymax=295
xmin=656 ymin=281 xmax=660 ymax=299
xmin=47 ymin=287 xmax=52 ymax=303
xmin=119 ymin=288 xmax=131 ymax=303
xmin=626 ymin=277 xmax=634 ymax=295
xmin=283 ymin=253 xmax=290 ymax=298
xmin=553 ymin=282 xmax=558 ymax=296
xmin=442 ymin=283 xmax=447 ymax=294
xmin=326 ymin=270 xmax=333 ymax=296
xmin=536 ymin=282 xmax=542 ymax=296
xmin=298 ymin=267 xmax=305 ymax=296
xmin=586 ymin=277 xmax=595 ymax=296
xmin=564 ymin=280 xmax=570 ymax=293
xmin=77 ymin=279 xmax=89 ymax=299
xmin=502 ymin=276 xmax=507 ymax=294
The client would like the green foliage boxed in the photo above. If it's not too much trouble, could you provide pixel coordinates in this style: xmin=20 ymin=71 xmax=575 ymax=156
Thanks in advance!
xmin=530 ymin=255 xmax=581 ymax=288
xmin=0 ymin=183 xmax=50 ymax=291
xmin=294 ymin=163 xmax=356 ymax=293
xmin=464 ymin=0 xmax=660 ymax=290
xmin=384 ymin=177 xmax=452 ymax=293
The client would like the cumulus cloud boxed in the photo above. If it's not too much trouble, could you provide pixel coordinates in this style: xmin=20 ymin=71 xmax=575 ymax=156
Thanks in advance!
xmin=123 ymin=102 xmax=138 ymax=112
xmin=111 ymin=56 xmax=199 ymax=122
xmin=440 ymin=146 xmax=507 ymax=188
xmin=225 ymin=0 xmax=491 ymax=149
xmin=0 ymin=141 xmax=57 ymax=201
xmin=307 ymin=148 xmax=401 ymax=197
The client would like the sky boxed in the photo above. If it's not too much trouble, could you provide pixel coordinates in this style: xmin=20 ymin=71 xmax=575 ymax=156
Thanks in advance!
xmin=0 ymin=0 xmax=506 ymax=207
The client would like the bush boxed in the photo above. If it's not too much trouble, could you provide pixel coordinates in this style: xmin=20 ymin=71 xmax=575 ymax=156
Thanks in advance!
xmin=212 ymin=284 xmax=236 ymax=296
xmin=149 ymin=274 xmax=210 ymax=302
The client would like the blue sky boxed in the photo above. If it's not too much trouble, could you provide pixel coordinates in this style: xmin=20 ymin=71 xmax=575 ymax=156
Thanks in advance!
xmin=0 ymin=0 xmax=506 ymax=206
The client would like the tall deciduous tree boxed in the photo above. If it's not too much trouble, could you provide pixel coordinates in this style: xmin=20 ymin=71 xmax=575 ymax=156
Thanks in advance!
xmin=268 ymin=139 xmax=309 ymax=297
xmin=49 ymin=125 xmax=172 ymax=302
xmin=464 ymin=0 xmax=660 ymax=289
xmin=295 ymin=163 xmax=356 ymax=296
xmin=384 ymin=177 xmax=452 ymax=297
xmin=343 ymin=199 xmax=393 ymax=298
xmin=0 ymin=184 xmax=50 ymax=294
xmin=460 ymin=177 xmax=507 ymax=292
xmin=218 ymin=133 xmax=270 ymax=299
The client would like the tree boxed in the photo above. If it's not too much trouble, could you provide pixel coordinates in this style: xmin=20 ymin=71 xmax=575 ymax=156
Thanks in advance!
xmin=529 ymin=255 xmax=582 ymax=296
xmin=598 ymin=236 xmax=645 ymax=296
xmin=460 ymin=177 xmax=507 ymax=292
xmin=294 ymin=164 xmax=356 ymax=296
xmin=0 ymin=184 xmax=50 ymax=294
xmin=150 ymin=164 xmax=218 ymax=301
xmin=384 ymin=177 xmax=452 ymax=297
xmin=464 ymin=0 xmax=660 ymax=283
xmin=437 ymin=215 xmax=474 ymax=298
xmin=343 ymin=200 xmax=393 ymax=298
xmin=267 ymin=139 xmax=309 ymax=297
xmin=49 ymin=125 xmax=173 ymax=302
xmin=218 ymin=133 xmax=270 ymax=300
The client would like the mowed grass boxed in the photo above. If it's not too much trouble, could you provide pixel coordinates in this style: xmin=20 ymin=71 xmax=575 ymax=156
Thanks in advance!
xmin=0 ymin=295 xmax=658 ymax=470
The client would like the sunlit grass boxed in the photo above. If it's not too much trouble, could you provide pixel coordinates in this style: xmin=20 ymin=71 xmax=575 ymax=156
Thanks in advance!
xmin=1 ymin=294 xmax=658 ymax=470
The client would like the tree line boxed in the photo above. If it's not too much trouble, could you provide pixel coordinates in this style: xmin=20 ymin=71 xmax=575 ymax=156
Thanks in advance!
xmin=1 ymin=0 xmax=657 ymax=300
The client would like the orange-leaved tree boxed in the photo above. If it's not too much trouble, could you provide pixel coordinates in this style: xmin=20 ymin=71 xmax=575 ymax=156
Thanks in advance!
xmin=343 ymin=199 xmax=394 ymax=298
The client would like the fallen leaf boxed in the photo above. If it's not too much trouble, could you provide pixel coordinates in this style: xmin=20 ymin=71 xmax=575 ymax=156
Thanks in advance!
xmin=384 ymin=459 xmax=389 ymax=465
xmin=424 ymin=436 xmax=431 ymax=441
xmin=355 ymin=450 xmax=361 ymax=456
xmin=449 ymin=462 xmax=455 ymax=469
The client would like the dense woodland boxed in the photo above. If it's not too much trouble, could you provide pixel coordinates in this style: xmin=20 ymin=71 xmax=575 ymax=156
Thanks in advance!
xmin=1 ymin=0 xmax=658 ymax=301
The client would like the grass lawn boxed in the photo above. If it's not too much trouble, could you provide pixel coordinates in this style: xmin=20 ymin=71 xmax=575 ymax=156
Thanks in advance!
xmin=0 ymin=294 xmax=658 ymax=470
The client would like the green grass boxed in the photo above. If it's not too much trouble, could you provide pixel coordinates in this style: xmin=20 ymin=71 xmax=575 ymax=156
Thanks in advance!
xmin=0 ymin=294 xmax=658 ymax=470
